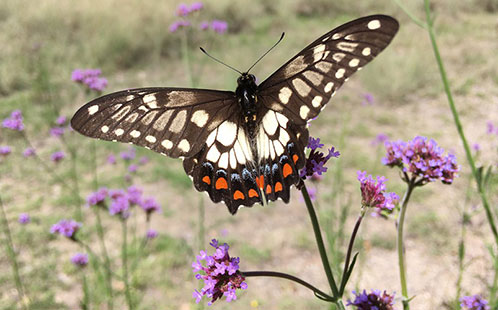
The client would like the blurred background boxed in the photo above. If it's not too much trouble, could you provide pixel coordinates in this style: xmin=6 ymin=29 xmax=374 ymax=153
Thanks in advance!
xmin=1 ymin=0 xmax=497 ymax=309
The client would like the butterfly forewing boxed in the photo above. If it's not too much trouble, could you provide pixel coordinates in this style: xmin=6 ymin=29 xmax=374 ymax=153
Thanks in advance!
xmin=258 ymin=15 xmax=399 ymax=125
xmin=71 ymin=88 xmax=237 ymax=158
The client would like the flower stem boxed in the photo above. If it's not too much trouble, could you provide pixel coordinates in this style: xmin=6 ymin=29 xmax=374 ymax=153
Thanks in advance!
xmin=0 ymin=195 xmax=29 ymax=310
xmin=242 ymin=271 xmax=335 ymax=302
xmin=122 ymin=220 xmax=133 ymax=310
xmin=397 ymin=180 xmax=416 ymax=310
xmin=301 ymin=184 xmax=339 ymax=298
xmin=92 ymin=208 xmax=114 ymax=309
xmin=82 ymin=273 xmax=90 ymax=310
xmin=423 ymin=0 xmax=498 ymax=247
xmin=339 ymin=213 xmax=364 ymax=295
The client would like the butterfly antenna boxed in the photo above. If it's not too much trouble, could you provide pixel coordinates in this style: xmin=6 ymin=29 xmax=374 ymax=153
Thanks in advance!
xmin=199 ymin=47 xmax=243 ymax=75
xmin=246 ymin=32 xmax=285 ymax=73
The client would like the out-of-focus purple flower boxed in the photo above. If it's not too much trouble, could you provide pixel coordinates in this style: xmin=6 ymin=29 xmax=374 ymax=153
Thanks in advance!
xmin=51 ymin=151 xmax=65 ymax=163
xmin=200 ymin=21 xmax=210 ymax=30
xmin=190 ymin=2 xmax=203 ymax=12
xmin=109 ymin=196 xmax=130 ymax=218
xmin=127 ymin=185 xmax=143 ymax=205
xmin=300 ymin=137 xmax=340 ymax=179
xmin=169 ymin=20 xmax=191 ymax=32
xmin=0 ymin=146 xmax=11 ymax=157
xmin=371 ymin=133 xmax=389 ymax=146
xmin=139 ymin=156 xmax=149 ymax=165
xmin=71 ymin=69 xmax=107 ymax=92
xmin=50 ymin=219 xmax=82 ymax=240
xmin=18 ymin=213 xmax=30 ymax=224
xmin=357 ymin=171 xmax=399 ymax=212
xmin=107 ymin=154 xmax=116 ymax=165
xmin=71 ymin=253 xmax=89 ymax=267
xmin=56 ymin=116 xmax=67 ymax=126
xmin=460 ymin=295 xmax=490 ymax=310
xmin=50 ymin=127 xmax=65 ymax=138
xmin=472 ymin=143 xmax=480 ymax=152
xmin=176 ymin=3 xmax=190 ymax=16
xmin=192 ymin=239 xmax=247 ymax=305
xmin=347 ymin=289 xmax=395 ymax=310
xmin=211 ymin=20 xmax=228 ymax=34
xmin=23 ymin=147 xmax=36 ymax=157
xmin=486 ymin=121 xmax=495 ymax=135
xmin=361 ymin=93 xmax=374 ymax=106
xmin=128 ymin=164 xmax=138 ymax=173
xmin=146 ymin=229 xmax=158 ymax=239
xmin=120 ymin=147 xmax=136 ymax=161
xmin=109 ymin=189 xmax=127 ymax=200
xmin=2 ymin=110 xmax=24 ymax=131
xmin=383 ymin=136 xmax=460 ymax=185
xmin=87 ymin=187 xmax=108 ymax=206
xmin=140 ymin=198 xmax=161 ymax=215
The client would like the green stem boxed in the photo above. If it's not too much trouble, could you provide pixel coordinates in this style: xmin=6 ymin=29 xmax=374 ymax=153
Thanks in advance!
xmin=91 ymin=140 xmax=99 ymax=190
xmin=301 ymin=184 xmax=340 ymax=298
xmin=0 ymin=195 xmax=29 ymax=310
xmin=181 ymin=28 xmax=194 ymax=87
xmin=82 ymin=273 xmax=89 ymax=310
xmin=423 ymin=0 xmax=498 ymax=247
xmin=397 ymin=180 xmax=416 ymax=310
xmin=340 ymin=212 xmax=364 ymax=295
xmin=122 ymin=220 xmax=133 ymax=310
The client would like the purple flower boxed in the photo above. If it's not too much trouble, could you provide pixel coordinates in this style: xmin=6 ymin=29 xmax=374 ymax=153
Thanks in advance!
xmin=169 ymin=20 xmax=191 ymax=32
xmin=211 ymin=20 xmax=228 ymax=34
xmin=146 ymin=229 xmax=158 ymax=239
xmin=347 ymin=290 xmax=396 ymax=310
xmin=383 ymin=136 xmax=460 ymax=185
xmin=56 ymin=116 xmax=67 ymax=126
xmin=486 ymin=121 xmax=495 ymax=135
xmin=50 ymin=219 xmax=82 ymax=239
xmin=18 ymin=213 xmax=30 ymax=224
xmin=192 ymin=239 xmax=247 ymax=305
xmin=23 ymin=147 xmax=36 ymax=157
xmin=109 ymin=196 xmax=130 ymax=218
xmin=300 ymin=137 xmax=340 ymax=179
xmin=127 ymin=185 xmax=143 ymax=205
xmin=128 ymin=164 xmax=138 ymax=173
xmin=460 ymin=295 xmax=490 ymax=310
xmin=200 ymin=21 xmax=210 ymax=30
xmin=190 ymin=2 xmax=203 ymax=12
xmin=361 ymin=93 xmax=374 ymax=106
xmin=120 ymin=147 xmax=136 ymax=161
xmin=139 ymin=156 xmax=149 ymax=165
xmin=472 ymin=143 xmax=480 ymax=152
xmin=0 ymin=146 xmax=11 ymax=156
xmin=176 ymin=3 xmax=190 ymax=16
xmin=2 ymin=110 xmax=24 ymax=131
xmin=71 ymin=253 xmax=89 ymax=267
xmin=71 ymin=68 xmax=107 ymax=92
xmin=107 ymin=154 xmax=116 ymax=165
xmin=50 ymin=127 xmax=65 ymax=138
xmin=109 ymin=188 xmax=127 ymax=200
xmin=87 ymin=187 xmax=108 ymax=206
xmin=371 ymin=133 xmax=389 ymax=146
xmin=51 ymin=151 xmax=65 ymax=163
xmin=357 ymin=171 xmax=399 ymax=212
xmin=140 ymin=198 xmax=161 ymax=215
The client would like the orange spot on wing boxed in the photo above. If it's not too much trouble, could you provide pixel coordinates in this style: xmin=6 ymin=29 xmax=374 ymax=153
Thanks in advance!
xmin=266 ymin=184 xmax=272 ymax=194
xmin=215 ymin=178 xmax=228 ymax=190
xmin=233 ymin=190 xmax=245 ymax=200
xmin=293 ymin=154 xmax=299 ymax=163
xmin=275 ymin=182 xmax=283 ymax=192
xmin=248 ymin=189 xmax=259 ymax=198
xmin=202 ymin=176 xmax=211 ymax=185
xmin=283 ymin=163 xmax=293 ymax=177
xmin=256 ymin=175 xmax=264 ymax=189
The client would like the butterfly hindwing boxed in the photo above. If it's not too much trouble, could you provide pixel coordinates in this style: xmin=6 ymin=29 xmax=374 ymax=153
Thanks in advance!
xmin=258 ymin=15 xmax=399 ymax=124
xmin=71 ymin=87 xmax=237 ymax=158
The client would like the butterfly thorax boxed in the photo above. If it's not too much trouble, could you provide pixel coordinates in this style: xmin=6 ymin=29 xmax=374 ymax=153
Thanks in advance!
xmin=236 ymin=73 xmax=259 ymax=138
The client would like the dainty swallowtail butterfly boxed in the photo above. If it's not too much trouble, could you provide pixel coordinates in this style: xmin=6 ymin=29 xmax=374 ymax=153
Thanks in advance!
xmin=71 ymin=15 xmax=399 ymax=214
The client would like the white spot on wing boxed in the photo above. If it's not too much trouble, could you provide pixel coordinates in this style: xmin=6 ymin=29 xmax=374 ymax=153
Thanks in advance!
xmin=138 ymin=106 xmax=149 ymax=112
xmin=178 ymin=139 xmax=190 ymax=152
xmin=191 ymin=110 xmax=209 ymax=127
xmin=335 ymin=68 xmax=345 ymax=79
xmin=276 ymin=112 xmax=288 ymax=128
xmin=332 ymin=33 xmax=341 ymax=40
xmin=283 ymin=55 xmax=308 ymax=78
xmin=315 ymin=62 xmax=333 ymax=73
xmin=279 ymin=129 xmax=290 ymax=145
xmin=88 ymin=105 xmax=99 ymax=115
xmin=292 ymin=78 xmax=311 ymax=97
xmin=313 ymin=44 xmax=326 ymax=62
xmin=262 ymin=111 xmax=278 ymax=135
xmin=219 ymin=152 xmax=229 ymax=169
xmin=115 ymin=128 xmax=124 ymax=136
xmin=303 ymin=71 xmax=324 ymax=86
xmin=237 ymin=128 xmax=253 ymax=162
xmin=112 ymin=105 xmax=131 ymax=121
xmin=337 ymin=42 xmax=358 ymax=53
xmin=362 ymin=47 xmax=371 ymax=56
xmin=130 ymin=130 xmax=141 ymax=138
xmin=300 ymin=106 xmax=310 ymax=119
xmin=274 ymin=140 xmax=284 ymax=156
xmin=234 ymin=140 xmax=246 ymax=165
xmin=153 ymin=110 xmax=173 ymax=130
xmin=101 ymin=126 xmax=109 ymax=133
xmin=332 ymin=53 xmax=346 ymax=63
xmin=367 ymin=19 xmax=381 ymax=30
xmin=143 ymin=94 xmax=156 ymax=106
xmin=206 ymin=144 xmax=221 ymax=162
xmin=170 ymin=110 xmax=187 ymax=133
xmin=161 ymin=139 xmax=173 ymax=149
xmin=145 ymin=135 xmax=156 ymax=143
xmin=312 ymin=96 xmax=323 ymax=108
xmin=278 ymin=87 xmax=292 ymax=104
xmin=126 ymin=95 xmax=135 ymax=101
xmin=229 ymin=149 xmax=237 ymax=169
xmin=206 ymin=128 xmax=217 ymax=146
xmin=216 ymin=121 xmax=237 ymax=146
xmin=324 ymin=82 xmax=334 ymax=93
xmin=349 ymin=58 xmax=360 ymax=67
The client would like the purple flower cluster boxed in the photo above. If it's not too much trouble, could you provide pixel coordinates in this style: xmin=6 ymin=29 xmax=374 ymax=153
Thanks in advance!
xmin=0 ymin=146 xmax=11 ymax=157
xmin=169 ymin=2 xmax=228 ymax=34
xmin=2 ymin=110 xmax=24 ymax=131
xmin=23 ymin=147 xmax=36 ymax=157
xmin=51 ymin=151 xmax=65 ymax=163
xmin=169 ymin=20 xmax=191 ymax=32
xmin=192 ymin=239 xmax=247 ymax=305
xmin=50 ymin=126 xmax=65 ymax=138
xmin=460 ymin=295 xmax=490 ymax=310
xmin=357 ymin=171 xmax=399 ymax=213
xmin=382 ymin=136 xmax=459 ymax=185
xmin=146 ymin=229 xmax=158 ymax=239
xmin=86 ymin=187 xmax=108 ymax=206
xmin=176 ymin=2 xmax=203 ymax=16
xmin=50 ymin=219 xmax=82 ymax=240
xmin=208 ymin=20 xmax=228 ymax=34
xmin=120 ymin=147 xmax=136 ymax=161
xmin=71 ymin=253 xmax=89 ymax=267
xmin=372 ymin=133 xmax=389 ymax=147
xmin=18 ymin=213 xmax=30 ymax=224
xmin=362 ymin=93 xmax=374 ymax=106
xmin=347 ymin=289 xmax=396 ymax=310
xmin=71 ymin=69 xmax=108 ymax=92
xmin=486 ymin=121 xmax=498 ymax=135
xmin=300 ymin=137 xmax=340 ymax=179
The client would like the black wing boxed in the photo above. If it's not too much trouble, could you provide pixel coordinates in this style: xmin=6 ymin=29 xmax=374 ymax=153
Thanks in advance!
xmin=71 ymin=88 xmax=238 ymax=158
xmin=257 ymin=15 xmax=399 ymax=125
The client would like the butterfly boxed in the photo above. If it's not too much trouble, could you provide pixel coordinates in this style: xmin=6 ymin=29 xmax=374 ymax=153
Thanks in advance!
xmin=71 ymin=15 xmax=399 ymax=214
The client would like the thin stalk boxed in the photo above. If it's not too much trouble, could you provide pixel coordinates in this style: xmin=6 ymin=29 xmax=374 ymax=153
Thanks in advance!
xmin=130 ymin=220 xmax=150 ymax=272
xmin=90 ymin=140 xmax=99 ymax=190
xmin=301 ymin=184 xmax=339 ymax=298
xmin=242 ymin=271 xmax=335 ymax=302
xmin=397 ymin=180 xmax=416 ymax=310
xmin=424 ymin=0 xmax=498 ymax=247
xmin=340 ymin=212 xmax=364 ymax=295
xmin=82 ymin=274 xmax=90 ymax=310
xmin=181 ymin=28 xmax=194 ymax=87
xmin=122 ymin=220 xmax=133 ymax=310
xmin=0 ymin=195 xmax=29 ymax=310
xmin=198 ymin=195 xmax=205 ymax=251
xmin=67 ymin=144 xmax=83 ymax=221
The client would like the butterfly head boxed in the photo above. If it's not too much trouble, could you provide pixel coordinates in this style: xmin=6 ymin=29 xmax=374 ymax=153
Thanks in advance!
xmin=237 ymin=73 xmax=257 ymax=88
